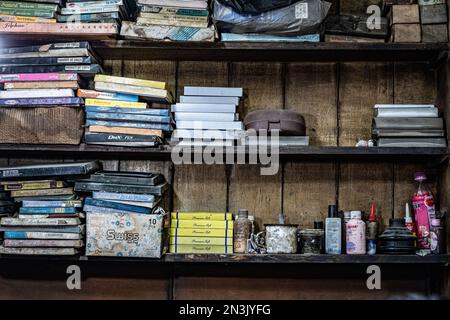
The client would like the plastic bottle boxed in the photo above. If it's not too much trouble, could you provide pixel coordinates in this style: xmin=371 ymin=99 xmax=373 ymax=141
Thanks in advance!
xmin=343 ymin=211 xmax=351 ymax=253
xmin=430 ymin=215 xmax=445 ymax=254
xmin=233 ymin=209 xmax=252 ymax=254
xmin=404 ymin=203 xmax=416 ymax=236
xmin=325 ymin=205 xmax=342 ymax=255
xmin=346 ymin=211 xmax=366 ymax=255
xmin=411 ymin=172 xmax=435 ymax=251
xmin=366 ymin=203 xmax=378 ymax=255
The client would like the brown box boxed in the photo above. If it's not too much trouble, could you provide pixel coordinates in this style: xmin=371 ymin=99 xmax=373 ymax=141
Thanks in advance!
xmin=420 ymin=4 xmax=448 ymax=24
xmin=422 ymin=24 xmax=449 ymax=42
xmin=391 ymin=4 xmax=421 ymax=24
xmin=0 ymin=107 xmax=84 ymax=144
xmin=391 ymin=23 xmax=422 ymax=42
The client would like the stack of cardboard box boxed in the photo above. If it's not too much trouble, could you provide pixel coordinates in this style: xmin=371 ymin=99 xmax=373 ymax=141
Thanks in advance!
xmin=389 ymin=2 xmax=421 ymax=43
xmin=419 ymin=0 xmax=448 ymax=43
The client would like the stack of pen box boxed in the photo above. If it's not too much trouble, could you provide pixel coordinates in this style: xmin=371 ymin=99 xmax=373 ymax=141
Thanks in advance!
xmin=169 ymin=212 xmax=234 ymax=254
xmin=83 ymin=74 xmax=173 ymax=147
xmin=120 ymin=0 xmax=215 ymax=42
xmin=0 ymin=161 xmax=101 ymax=256
xmin=0 ymin=41 xmax=103 ymax=145
xmin=75 ymin=171 xmax=170 ymax=258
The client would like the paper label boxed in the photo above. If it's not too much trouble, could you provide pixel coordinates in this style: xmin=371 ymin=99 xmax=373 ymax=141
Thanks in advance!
xmin=295 ymin=3 xmax=308 ymax=19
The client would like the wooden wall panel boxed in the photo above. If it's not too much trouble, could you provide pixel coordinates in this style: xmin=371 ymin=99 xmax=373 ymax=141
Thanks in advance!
xmin=394 ymin=63 xmax=436 ymax=104
xmin=340 ymin=0 xmax=382 ymax=15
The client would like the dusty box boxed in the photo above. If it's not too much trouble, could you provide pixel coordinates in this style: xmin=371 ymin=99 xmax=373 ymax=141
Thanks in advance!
xmin=391 ymin=23 xmax=422 ymax=42
xmin=420 ymin=4 xmax=448 ymax=24
xmin=422 ymin=24 xmax=449 ymax=42
xmin=391 ymin=4 xmax=420 ymax=24
xmin=0 ymin=107 xmax=83 ymax=145
xmin=418 ymin=0 xmax=446 ymax=5
xmin=86 ymin=212 xmax=168 ymax=258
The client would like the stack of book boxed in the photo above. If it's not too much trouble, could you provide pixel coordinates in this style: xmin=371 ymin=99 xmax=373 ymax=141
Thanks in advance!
xmin=58 ymin=0 xmax=136 ymax=25
xmin=372 ymin=104 xmax=447 ymax=147
xmin=171 ymin=86 xmax=245 ymax=147
xmin=120 ymin=0 xmax=215 ymax=42
xmin=0 ymin=1 xmax=118 ymax=39
xmin=0 ymin=161 xmax=101 ymax=256
xmin=75 ymin=171 xmax=169 ymax=258
xmin=169 ymin=212 xmax=233 ymax=254
xmin=83 ymin=74 xmax=173 ymax=147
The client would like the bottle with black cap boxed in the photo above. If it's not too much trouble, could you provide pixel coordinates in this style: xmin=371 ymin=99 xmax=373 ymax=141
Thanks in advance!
xmin=325 ymin=205 xmax=342 ymax=255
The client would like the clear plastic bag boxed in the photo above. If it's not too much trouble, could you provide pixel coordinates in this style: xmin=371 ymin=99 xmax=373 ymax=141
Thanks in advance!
xmin=216 ymin=0 xmax=299 ymax=14
xmin=212 ymin=0 xmax=332 ymax=35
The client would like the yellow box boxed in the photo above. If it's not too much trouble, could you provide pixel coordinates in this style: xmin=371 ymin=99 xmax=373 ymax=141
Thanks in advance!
xmin=170 ymin=244 xmax=233 ymax=254
xmin=171 ymin=212 xmax=233 ymax=221
xmin=84 ymin=99 xmax=147 ymax=109
xmin=169 ymin=228 xmax=233 ymax=238
xmin=171 ymin=219 xmax=233 ymax=229
xmin=170 ymin=236 xmax=232 ymax=246
xmin=94 ymin=74 xmax=167 ymax=90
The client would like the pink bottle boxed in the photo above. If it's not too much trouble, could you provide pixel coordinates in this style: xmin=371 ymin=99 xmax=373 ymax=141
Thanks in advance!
xmin=346 ymin=211 xmax=366 ymax=255
xmin=411 ymin=172 xmax=435 ymax=250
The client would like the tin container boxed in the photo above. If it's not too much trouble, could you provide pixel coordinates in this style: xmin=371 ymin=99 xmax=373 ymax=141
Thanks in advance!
xmin=299 ymin=229 xmax=324 ymax=255
xmin=262 ymin=224 xmax=298 ymax=254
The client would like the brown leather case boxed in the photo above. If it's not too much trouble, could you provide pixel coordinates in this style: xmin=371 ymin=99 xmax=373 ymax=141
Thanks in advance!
xmin=244 ymin=110 xmax=306 ymax=136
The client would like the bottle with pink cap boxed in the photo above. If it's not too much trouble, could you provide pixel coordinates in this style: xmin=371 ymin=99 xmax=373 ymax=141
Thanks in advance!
xmin=411 ymin=172 xmax=435 ymax=252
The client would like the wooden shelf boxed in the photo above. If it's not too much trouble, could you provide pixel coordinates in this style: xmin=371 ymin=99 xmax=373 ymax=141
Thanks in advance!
xmin=89 ymin=41 xmax=449 ymax=63
xmin=0 ymin=145 xmax=447 ymax=162
xmin=1 ymin=254 xmax=448 ymax=265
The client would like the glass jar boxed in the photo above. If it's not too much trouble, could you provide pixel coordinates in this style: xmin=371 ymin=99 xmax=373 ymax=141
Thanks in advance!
xmin=299 ymin=229 xmax=324 ymax=255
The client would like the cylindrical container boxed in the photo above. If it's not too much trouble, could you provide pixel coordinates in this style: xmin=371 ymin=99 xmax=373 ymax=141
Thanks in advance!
xmin=233 ymin=209 xmax=252 ymax=254
xmin=412 ymin=172 xmax=435 ymax=250
xmin=343 ymin=211 xmax=351 ymax=253
xmin=346 ymin=211 xmax=366 ymax=255
xmin=300 ymin=229 xmax=324 ymax=255
xmin=264 ymin=224 xmax=298 ymax=254
xmin=325 ymin=205 xmax=342 ymax=255
xmin=430 ymin=217 xmax=446 ymax=254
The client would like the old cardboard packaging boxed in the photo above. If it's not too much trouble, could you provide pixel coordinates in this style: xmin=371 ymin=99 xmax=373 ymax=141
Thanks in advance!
xmin=422 ymin=24 xmax=449 ymax=42
xmin=86 ymin=212 xmax=168 ymax=258
xmin=390 ymin=4 xmax=420 ymax=24
xmin=420 ymin=4 xmax=448 ymax=24
xmin=390 ymin=24 xmax=422 ymax=42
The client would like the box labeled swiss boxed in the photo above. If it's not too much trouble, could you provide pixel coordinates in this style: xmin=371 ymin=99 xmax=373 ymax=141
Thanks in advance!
xmin=0 ymin=106 xmax=83 ymax=144
xmin=86 ymin=212 xmax=168 ymax=258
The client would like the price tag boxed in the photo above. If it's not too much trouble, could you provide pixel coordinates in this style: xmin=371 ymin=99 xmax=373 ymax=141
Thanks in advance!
xmin=295 ymin=2 xmax=309 ymax=19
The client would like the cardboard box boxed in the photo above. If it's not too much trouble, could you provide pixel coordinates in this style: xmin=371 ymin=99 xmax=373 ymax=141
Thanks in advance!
xmin=86 ymin=212 xmax=168 ymax=258
xmin=422 ymin=24 xmax=449 ymax=42
xmin=391 ymin=4 xmax=420 ymax=24
xmin=391 ymin=23 xmax=422 ymax=42
xmin=420 ymin=4 xmax=448 ymax=24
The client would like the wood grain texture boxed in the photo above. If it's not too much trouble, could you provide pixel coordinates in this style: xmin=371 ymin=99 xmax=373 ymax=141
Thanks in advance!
xmin=340 ymin=0 xmax=382 ymax=15
xmin=285 ymin=63 xmax=337 ymax=146
xmin=394 ymin=63 xmax=436 ymax=104
xmin=339 ymin=62 xmax=393 ymax=146
xmin=284 ymin=163 xmax=337 ymax=229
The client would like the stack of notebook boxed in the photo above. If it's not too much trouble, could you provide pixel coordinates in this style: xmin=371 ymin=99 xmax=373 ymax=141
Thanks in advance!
xmin=171 ymin=86 xmax=245 ymax=147
xmin=169 ymin=212 xmax=234 ymax=254
xmin=372 ymin=104 xmax=447 ymax=147
xmin=120 ymin=0 xmax=215 ymax=42
xmin=0 ymin=161 xmax=100 ymax=256
xmin=83 ymin=75 xmax=173 ymax=147
xmin=75 ymin=171 xmax=169 ymax=258
xmin=0 ymin=1 xmax=118 ymax=39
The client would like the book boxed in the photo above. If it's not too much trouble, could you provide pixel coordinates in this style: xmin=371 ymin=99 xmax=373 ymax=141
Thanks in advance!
xmin=243 ymin=136 xmax=310 ymax=147
xmin=372 ymin=129 xmax=445 ymax=137
xmin=22 ymin=200 xmax=83 ymax=208
xmin=1 ymin=217 xmax=81 ymax=226
xmin=374 ymin=104 xmax=436 ymax=109
xmin=2 ymin=180 xmax=65 ymax=190
xmin=74 ymin=181 xmax=168 ymax=196
xmin=61 ymin=5 xmax=122 ymax=15
xmin=140 ymin=6 xmax=208 ymax=15
xmin=77 ymin=89 xmax=138 ymax=101
xmin=176 ymin=121 xmax=244 ymax=130
xmin=85 ymin=98 xmax=147 ymax=108
xmin=0 ymin=97 xmax=82 ymax=107
xmin=0 ymin=41 xmax=91 ymax=55
xmin=171 ymin=103 xmax=236 ymax=113
xmin=86 ymin=112 xmax=171 ymax=124
xmin=0 ymin=72 xmax=78 ymax=83
xmin=0 ymin=225 xmax=85 ymax=233
xmin=88 ymin=125 xmax=163 ymax=137
xmin=0 ymin=8 xmax=56 ymax=18
xmin=84 ymin=133 xmax=161 ymax=147
xmin=66 ymin=0 xmax=125 ymax=8
xmin=108 ymin=199 xmax=159 ymax=209
xmin=0 ymin=1 xmax=59 ymax=11
xmin=137 ymin=0 xmax=208 ymax=9
xmin=90 ymin=171 xmax=164 ymax=186
xmin=0 ymin=88 xmax=74 ymax=99
xmin=375 ymin=107 xmax=439 ymax=117
xmin=84 ymin=205 xmax=143 ymax=215
xmin=18 ymin=214 xmax=84 ymax=219
xmin=19 ymin=207 xmax=77 ymax=214
xmin=184 ymin=86 xmax=243 ymax=97
xmin=221 ymin=33 xmax=321 ymax=42
xmin=0 ymin=161 xmax=100 ymax=179
xmin=179 ymin=96 xmax=239 ymax=105
xmin=136 ymin=16 xmax=208 ymax=28
xmin=171 ymin=236 xmax=232 ymax=246
xmin=373 ymin=117 xmax=444 ymax=130
xmin=3 ymin=239 xmax=84 ymax=248
xmin=171 ymin=219 xmax=233 ymax=229
xmin=94 ymin=74 xmax=167 ymax=90
xmin=0 ymin=14 xmax=56 ymax=23
xmin=4 ymin=81 xmax=79 ymax=90
xmin=377 ymin=138 xmax=447 ymax=147
xmin=85 ymin=106 xmax=169 ymax=116
xmin=3 ymin=231 xmax=82 ymax=240
xmin=172 ymin=129 xmax=244 ymax=140
xmin=169 ymin=227 xmax=233 ymax=238
xmin=0 ymin=56 xmax=96 ymax=67
xmin=10 ymin=188 xmax=74 ymax=198
xmin=171 ymin=212 xmax=233 ymax=221
xmin=0 ymin=246 xmax=78 ymax=255
xmin=85 ymin=120 xmax=172 ymax=131
xmin=92 ymin=191 xmax=157 ymax=202
xmin=84 ymin=197 xmax=153 ymax=214
xmin=56 ymin=12 xmax=120 ymax=23
xmin=0 ymin=64 xmax=103 ymax=74
xmin=14 ymin=195 xmax=78 ymax=202
xmin=174 ymin=112 xmax=239 ymax=122
xmin=94 ymin=81 xmax=172 ymax=102
xmin=169 ymin=244 xmax=233 ymax=254
xmin=172 ymin=140 xmax=234 ymax=147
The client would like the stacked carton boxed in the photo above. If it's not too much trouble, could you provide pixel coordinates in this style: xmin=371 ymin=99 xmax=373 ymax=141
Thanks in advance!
xmin=75 ymin=171 xmax=169 ymax=258
xmin=120 ymin=0 xmax=215 ymax=42
xmin=0 ymin=161 xmax=100 ymax=256
xmin=82 ymin=74 xmax=173 ymax=147
xmin=389 ymin=2 xmax=421 ymax=42
xmin=0 ymin=0 xmax=60 ymax=23
xmin=169 ymin=212 xmax=234 ymax=254
xmin=419 ymin=0 xmax=448 ymax=43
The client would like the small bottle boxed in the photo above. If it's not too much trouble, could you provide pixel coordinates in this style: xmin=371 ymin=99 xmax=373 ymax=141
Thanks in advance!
xmin=233 ymin=209 xmax=252 ymax=254
xmin=404 ymin=203 xmax=416 ymax=236
xmin=246 ymin=215 xmax=256 ymax=254
xmin=325 ymin=205 xmax=342 ymax=255
xmin=366 ymin=203 xmax=378 ymax=255
xmin=430 ymin=215 xmax=445 ymax=254
xmin=346 ymin=211 xmax=366 ymax=255
xmin=343 ymin=211 xmax=351 ymax=253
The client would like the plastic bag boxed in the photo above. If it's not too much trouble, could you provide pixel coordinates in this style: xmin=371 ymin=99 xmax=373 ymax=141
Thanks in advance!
xmin=212 ymin=0 xmax=332 ymax=35
xmin=216 ymin=0 xmax=299 ymax=14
